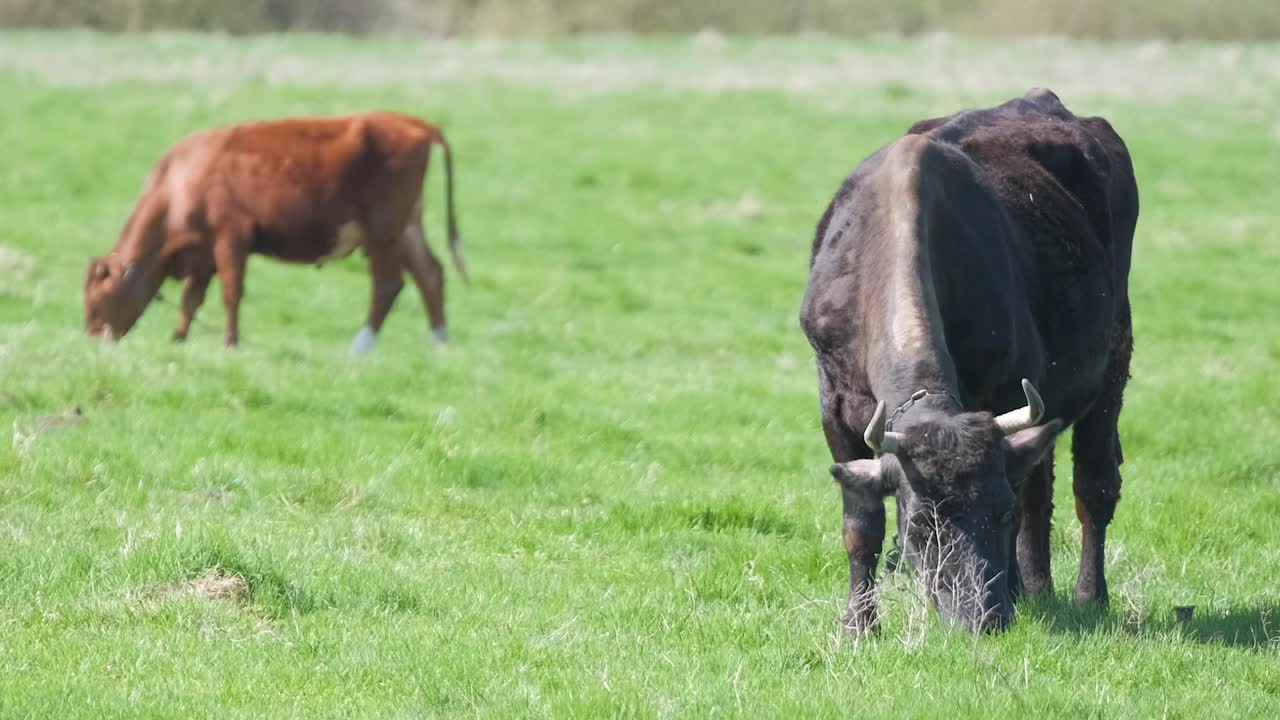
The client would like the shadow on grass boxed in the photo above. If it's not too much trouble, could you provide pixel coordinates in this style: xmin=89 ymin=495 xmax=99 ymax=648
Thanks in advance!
xmin=1018 ymin=594 xmax=1280 ymax=650
xmin=1183 ymin=604 xmax=1280 ymax=649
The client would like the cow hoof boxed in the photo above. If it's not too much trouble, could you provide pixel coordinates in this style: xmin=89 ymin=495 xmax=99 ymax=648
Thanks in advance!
xmin=1021 ymin=577 xmax=1054 ymax=601
xmin=431 ymin=327 xmax=448 ymax=344
xmin=172 ymin=330 xmax=188 ymax=343
xmin=841 ymin=599 xmax=881 ymax=636
xmin=1073 ymin=588 xmax=1109 ymax=608
xmin=841 ymin=612 xmax=881 ymax=637
xmin=349 ymin=326 xmax=378 ymax=355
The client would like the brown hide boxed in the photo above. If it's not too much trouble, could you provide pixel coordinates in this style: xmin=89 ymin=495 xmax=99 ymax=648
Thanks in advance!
xmin=84 ymin=111 xmax=463 ymax=349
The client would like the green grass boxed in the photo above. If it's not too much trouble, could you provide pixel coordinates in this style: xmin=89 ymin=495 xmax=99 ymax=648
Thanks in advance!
xmin=1 ymin=31 xmax=1279 ymax=718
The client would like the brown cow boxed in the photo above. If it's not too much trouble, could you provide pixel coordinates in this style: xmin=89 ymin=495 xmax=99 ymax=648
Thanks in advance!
xmin=84 ymin=110 xmax=464 ymax=353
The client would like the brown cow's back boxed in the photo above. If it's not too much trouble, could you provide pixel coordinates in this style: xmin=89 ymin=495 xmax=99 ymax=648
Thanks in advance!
xmin=153 ymin=112 xmax=435 ymax=264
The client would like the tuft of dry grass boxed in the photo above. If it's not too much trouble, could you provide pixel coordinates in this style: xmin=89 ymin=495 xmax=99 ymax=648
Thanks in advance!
xmin=0 ymin=244 xmax=34 ymax=281
xmin=179 ymin=568 xmax=250 ymax=602
xmin=157 ymin=567 xmax=252 ymax=605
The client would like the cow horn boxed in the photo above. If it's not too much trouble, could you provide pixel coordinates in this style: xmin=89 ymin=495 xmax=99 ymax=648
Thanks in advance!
xmin=995 ymin=379 xmax=1046 ymax=435
xmin=864 ymin=400 xmax=905 ymax=455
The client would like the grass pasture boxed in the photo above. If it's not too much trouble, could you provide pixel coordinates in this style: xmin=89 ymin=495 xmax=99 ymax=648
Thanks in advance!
xmin=1 ymin=32 xmax=1279 ymax=718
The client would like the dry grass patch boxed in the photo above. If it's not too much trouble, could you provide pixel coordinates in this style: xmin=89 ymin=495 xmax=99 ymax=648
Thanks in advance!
xmin=0 ymin=244 xmax=34 ymax=281
xmin=171 ymin=567 xmax=251 ymax=603
xmin=131 ymin=567 xmax=252 ymax=610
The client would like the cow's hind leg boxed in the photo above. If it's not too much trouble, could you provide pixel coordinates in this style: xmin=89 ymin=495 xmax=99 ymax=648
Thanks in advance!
xmin=400 ymin=219 xmax=447 ymax=344
xmin=173 ymin=271 xmax=212 ymax=342
xmin=1070 ymin=305 xmax=1133 ymax=606
xmin=1015 ymin=456 xmax=1056 ymax=599
xmin=350 ymin=243 xmax=405 ymax=355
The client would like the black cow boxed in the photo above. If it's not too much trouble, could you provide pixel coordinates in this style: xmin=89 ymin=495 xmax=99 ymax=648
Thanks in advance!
xmin=800 ymin=89 xmax=1139 ymax=632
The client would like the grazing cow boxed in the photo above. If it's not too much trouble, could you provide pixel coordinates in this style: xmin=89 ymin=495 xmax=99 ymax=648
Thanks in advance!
xmin=800 ymin=89 xmax=1138 ymax=632
xmin=84 ymin=111 xmax=465 ymax=353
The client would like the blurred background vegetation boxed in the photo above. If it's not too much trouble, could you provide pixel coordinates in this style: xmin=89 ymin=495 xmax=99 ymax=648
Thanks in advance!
xmin=0 ymin=0 xmax=1277 ymax=41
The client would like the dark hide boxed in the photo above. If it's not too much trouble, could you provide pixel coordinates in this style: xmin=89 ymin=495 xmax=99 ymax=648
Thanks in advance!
xmin=801 ymin=88 xmax=1139 ymax=632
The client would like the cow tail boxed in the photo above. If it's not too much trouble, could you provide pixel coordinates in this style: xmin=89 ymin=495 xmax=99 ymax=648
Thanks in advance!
xmin=434 ymin=130 xmax=467 ymax=284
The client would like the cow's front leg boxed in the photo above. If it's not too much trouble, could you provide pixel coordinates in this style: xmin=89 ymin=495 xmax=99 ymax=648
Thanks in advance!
xmin=213 ymin=234 xmax=248 ymax=348
xmin=173 ymin=272 xmax=212 ymax=342
xmin=842 ymin=499 xmax=887 ymax=632
xmin=1016 ymin=458 xmax=1056 ymax=599
xmin=823 ymin=413 xmax=885 ymax=633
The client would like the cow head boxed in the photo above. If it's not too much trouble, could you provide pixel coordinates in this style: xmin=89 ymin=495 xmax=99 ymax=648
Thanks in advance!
xmin=831 ymin=380 xmax=1061 ymax=632
xmin=84 ymin=255 xmax=153 ymax=340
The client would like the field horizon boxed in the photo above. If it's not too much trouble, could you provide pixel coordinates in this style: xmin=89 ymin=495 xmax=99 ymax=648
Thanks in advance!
xmin=1 ymin=31 xmax=1278 ymax=718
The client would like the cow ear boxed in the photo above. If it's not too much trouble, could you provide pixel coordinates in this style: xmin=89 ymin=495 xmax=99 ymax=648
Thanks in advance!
xmin=830 ymin=459 xmax=897 ymax=499
xmin=1003 ymin=419 xmax=1064 ymax=487
xmin=88 ymin=257 xmax=109 ymax=280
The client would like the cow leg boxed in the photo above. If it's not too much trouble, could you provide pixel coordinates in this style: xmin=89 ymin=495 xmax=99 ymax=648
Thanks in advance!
xmin=1071 ymin=423 xmax=1122 ymax=607
xmin=1071 ymin=415 xmax=1123 ymax=607
xmin=1015 ymin=456 xmax=1056 ymax=599
xmin=400 ymin=220 xmax=447 ymax=344
xmin=822 ymin=397 xmax=883 ymax=633
xmin=350 ymin=245 xmax=405 ymax=355
xmin=212 ymin=233 xmax=248 ymax=348
xmin=1070 ymin=304 xmax=1133 ymax=606
xmin=173 ymin=271 xmax=212 ymax=342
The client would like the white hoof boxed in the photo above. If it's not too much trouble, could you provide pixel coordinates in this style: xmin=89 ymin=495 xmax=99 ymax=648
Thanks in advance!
xmin=431 ymin=326 xmax=448 ymax=344
xmin=349 ymin=326 xmax=377 ymax=355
